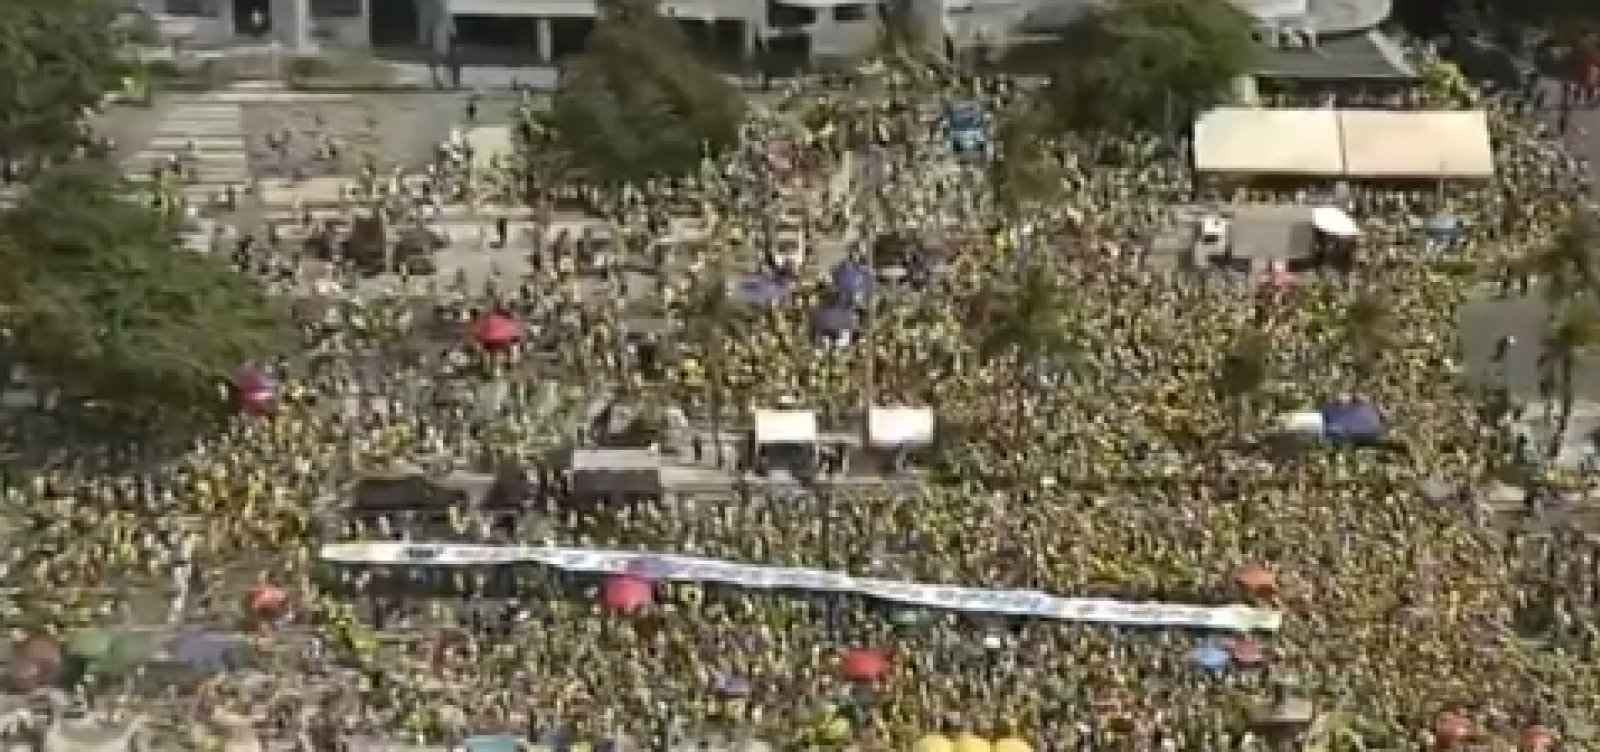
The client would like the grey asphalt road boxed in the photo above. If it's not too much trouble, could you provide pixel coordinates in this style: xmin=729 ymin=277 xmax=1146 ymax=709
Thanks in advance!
xmin=1459 ymin=293 xmax=1600 ymax=400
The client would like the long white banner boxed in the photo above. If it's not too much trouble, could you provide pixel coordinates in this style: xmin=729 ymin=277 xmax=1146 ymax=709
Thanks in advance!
xmin=319 ymin=542 xmax=1283 ymax=632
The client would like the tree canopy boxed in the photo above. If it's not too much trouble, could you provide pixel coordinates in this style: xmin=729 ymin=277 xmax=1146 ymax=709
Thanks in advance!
xmin=0 ymin=0 xmax=130 ymax=163
xmin=1043 ymin=0 xmax=1256 ymax=133
xmin=0 ymin=168 xmax=292 ymax=414
xmin=549 ymin=0 xmax=746 ymax=185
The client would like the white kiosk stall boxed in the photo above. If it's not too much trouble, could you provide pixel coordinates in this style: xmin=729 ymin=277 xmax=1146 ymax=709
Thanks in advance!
xmin=751 ymin=408 xmax=819 ymax=478
xmin=569 ymin=448 xmax=665 ymax=496
xmin=867 ymin=407 xmax=935 ymax=475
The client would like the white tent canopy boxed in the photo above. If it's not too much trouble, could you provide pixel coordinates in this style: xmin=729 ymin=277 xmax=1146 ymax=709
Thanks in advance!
xmin=1194 ymin=108 xmax=1496 ymax=179
xmin=1279 ymin=411 xmax=1324 ymax=436
xmin=753 ymin=409 xmax=818 ymax=444
xmin=1338 ymin=110 xmax=1494 ymax=179
xmin=1193 ymin=108 xmax=1344 ymax=175
xmin=1310 ymin=206 xmax=1361 ymax=237
xmin=867 ymin=407 xmax=935 ymax=447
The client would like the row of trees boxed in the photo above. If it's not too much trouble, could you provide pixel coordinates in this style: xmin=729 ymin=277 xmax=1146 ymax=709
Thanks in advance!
xmin=547 ymin=0 xmax=1257 ymax=182
xmin=0 ymin=0 xmax=292 ymax=421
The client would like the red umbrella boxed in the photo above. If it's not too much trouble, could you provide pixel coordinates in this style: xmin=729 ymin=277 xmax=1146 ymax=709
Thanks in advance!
xmin=1236 ymin=564 xmax=1277 ymax=595
xmin=246 ymin=584 xmax=288 ymax=618
xmin=600 ymin=574 xmax=653 ymax=612
xmin=1519 ymin=726 xmax=1556 ymax=752
xmin=6 ymin=635 xmax=61 ymax=689
xmin=472 ymin=312 xmax=521 ymax=350
xmin=840 ymin=648 xmax=888 ymax=682
xmin=233 ymin=368 xmax=279 ymax=414
xmin=1229 ymin=637 xmax=1265 ymax=666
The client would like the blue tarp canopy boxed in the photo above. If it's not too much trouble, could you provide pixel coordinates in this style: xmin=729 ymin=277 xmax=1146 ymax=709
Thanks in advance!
xmin=1426 ymin=214 xmax=1463 ymax=239
xmin=832 ymin=259 xmax=872 ymax=297
xmin=814 ymin=305 xmax=856 ymax=334
xmin=731 ymin=275 xmax=787 ymax=305
xmin=945 ymin=100 xmax=988 ymax=156
xmin=1321 ymin=399 xmax=1382 ymax=441
xmin=945 ymin=100 xmax=984 ymax=131
xmin=1192 ymin=642 xmax=1229 ymax=671
xmin=464 ymin=735 xmax=524 ymax=752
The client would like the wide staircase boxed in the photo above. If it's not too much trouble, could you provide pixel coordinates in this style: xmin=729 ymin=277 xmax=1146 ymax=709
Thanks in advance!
xmin=121 ymin=95 xmax=251 ymax=208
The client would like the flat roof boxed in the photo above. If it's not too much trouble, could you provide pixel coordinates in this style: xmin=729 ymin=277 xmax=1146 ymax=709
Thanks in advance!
xmin=1193 ymin=107 xmax=1495 ymax=179
xmin=1338 ymin=110 xmax=1494 ymax=179
xmin=1193 ymin=108 xmax=1345 ymax=175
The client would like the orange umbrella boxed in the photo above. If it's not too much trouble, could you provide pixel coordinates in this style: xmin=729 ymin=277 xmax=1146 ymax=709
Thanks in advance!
xmin=1236 ymin=564 xmax=1276 ymax=594
xmin=1433 ymin=712 xmax=1471 ymax=746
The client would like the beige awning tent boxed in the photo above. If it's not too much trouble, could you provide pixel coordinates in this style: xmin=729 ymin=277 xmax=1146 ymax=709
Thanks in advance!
xmin=1337 ymin=109 xmax=1494 ymax=179
xmin=753 ymin=409 xmax=818 ymax=444
xmin=1194 ymin=107 xmax=1495 ymax=179
xmin=867 ymin=407 xmax=935 ymax=447
xmin=1193 ymin=108 xmax=1345 ymax=176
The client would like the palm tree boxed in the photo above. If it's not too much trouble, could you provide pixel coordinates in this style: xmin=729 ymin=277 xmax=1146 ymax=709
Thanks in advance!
xmin=686 ymin=253 xmax=732 ymax=468
xmin=980 ymin=260 xmax=1072 ymax=365
xmin=1216 ymin=332 xmax=1271 ymax=436
xmin=1544 ymin=298 xmax=1600 ymax=456
xmin=979 ymin=261 xmax=1075 ymax=442
xmin=988 ymin=105 xmax=1059 ymax=222
xmin=1523 ymin=210 xmax=1600 ymax=306
xmin=1343 ymin=293 xmax=1390 ymax=379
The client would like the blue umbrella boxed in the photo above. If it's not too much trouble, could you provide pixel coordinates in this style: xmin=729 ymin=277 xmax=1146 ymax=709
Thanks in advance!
xmin=732 ymin=276 xmax=786 ymax=305
xmin=168 ymin=632 xmax=234 ymax=671
xmin=832 ymin=260 xmax=872 ymax=297
xmin=1426 ymin=214 xmax=1462 ymax=234
xmin=1426 ymin=214 xmax=1463 ymax=245
xmin=1321 ymin=399 xmax=1382 ymax=442
xmin=1192 ymin=643 xmax=1230 ymax=672
xmin=465 ymin=734 xmax=525 ymax=752
xmin=714 ymin=672 xmax=752 ymax=696
xmin=814 ymin=305 xmax=856 ymax=335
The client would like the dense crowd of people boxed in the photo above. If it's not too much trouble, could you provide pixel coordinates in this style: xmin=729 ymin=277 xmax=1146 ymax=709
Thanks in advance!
xmin=3 ymin=45 xmax=1600 ymax=752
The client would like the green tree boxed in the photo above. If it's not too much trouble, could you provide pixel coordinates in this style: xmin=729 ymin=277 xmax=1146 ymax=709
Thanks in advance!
xmin=0 ymin=0 xmax=131 ymax=169
xmin=1343 ymin=293 xmax=1391 ymax=379
xmin=1044 ymin=0 xmax=1255 ymax=133
xmin=979 ymin=261 xmax=1074 ymax=367
xmin=1216 ymin=332 xmax=1271 ymax=434
xmin=988 ymin=104 xmax=1061 ymax=220
xmin=0 ymin=168 xmax=291 ymax=414
xmin=1522 ymin=210 xmax=1600 ymax=306
xmin=684 ymin=250 xmax=733 ymax=467
xmin=549 ymin=0 xmax=745 ymax=185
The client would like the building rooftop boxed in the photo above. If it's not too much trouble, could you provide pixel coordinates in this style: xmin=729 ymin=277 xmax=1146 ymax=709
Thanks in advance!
xmin=1018 ymin=0 xmax=1392 ymax=36
xmin=1254 ymin=29 xmax=1417 ymax=81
